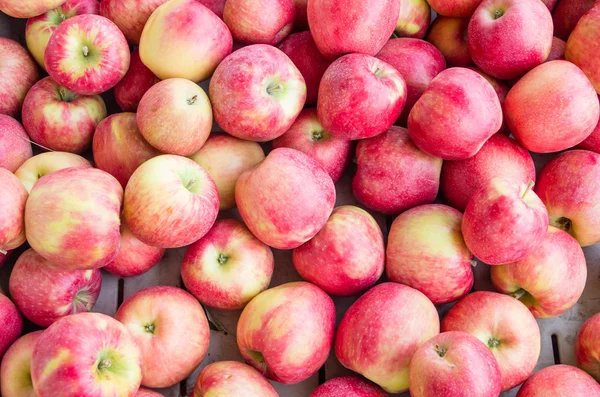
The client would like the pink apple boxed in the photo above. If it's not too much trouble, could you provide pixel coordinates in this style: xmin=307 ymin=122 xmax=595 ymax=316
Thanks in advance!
xmin=237 ymin=282 xmax=335 ymax=384
xmin=181 ymin=218 xmax=274 ymax=310
xmin=576 ymin=313 xmax=600 ymax=381
xmin=427 ymin=17 xmax=473 ymax=67
xmin=198 ymin=0 xmax=227 ymax=18
xmin=99 ymin=0 xmax=168 ymax=44
xmin=553 ymin=0 xmax=595 ymax=40
xmin=428 ymin=0 xmax=482 ymax=17
xmin=293 ymin=0 xmax=308 ymax=29
xmin=310 ymin=377 xmax=387 ymax=397
xmin=0 ymin=331 xmax=42 ymax=397
xmin=566 ymin=3 xmax=600 ymax=93
xmin=0 ymin=0 xmax=66 ymax=18
xmin=113 ymin=49 xmax=160 ymax=112
xmin=516 ymin=365 xmax=600 ymax=396
xmin=0 ymin=115 xmax=32 ymax=173
xmin=15 ymin=151 xmax=91 ymax=193
xmin=0 ymin=294 xmax=22 ymax=362
xmin=547 ymin=37 xmax=566 ymax=61
xmin=235 ymin=148 xmax=335 ymax=250
xmin=0 ymin=38 xmax=39 ymax=118
xmin=272 ymin=108 xmax=351 ymax=182
xmin=224 ymin=0 xmax=295 ymax=45
xmin=395 ymin=0 xmax=431 ymax=38
xmin=0 ymin=168 xmax=27 ymax=253
xmin=468 ymin=67 xmax=510 ymax=134
xmin=209 ymin=44 xmax=306 ymax=142
xmin=192 ymin=361 xmax=279 ymax=397
xmin=9 ymin=249 xmax=102 ymax=327
xmin=116 ymin=286 xmax=209 ymax=388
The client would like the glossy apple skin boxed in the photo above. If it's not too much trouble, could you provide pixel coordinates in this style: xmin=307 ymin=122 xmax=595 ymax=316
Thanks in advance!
xmin=116 ymin=286 xmax=210 ymax=388
xmin=25 ymin=167 xmax=123 ymax=270
xmin=124 ymin=155 xmax=219 ymax=248
xmin=427 ymin=17 xmax=472 ymax=67
xmin=0 ymin=115 xmax=32 ymax=173
xmin=237 ymin=282 xmax=336 ymax=384
xmin=182 ymin=219 xmax=274 ymax=310
xmin=99 ymin=0 xmax=168 ymax=44
xmin=0 ymin=331 xmax=42 ymax=397
xmin=22 ymin=77 xmax=107 ymax=153
xmin=387 ymin=204 xmax=474 ymax=305
xmin=516 ymin=365 xmax=600 ymax=396
xmin=0 ymin=38 xmax=39 ymax=118
xmin=310 ymin=377 xmax=387 ymax=397
xmin=566 ymin=3 xmax=600 ymax=94
xmin=15 ymin=151 xmax=91 ymax=193
xmin=408 ymin=67 xmax=502 ymax=160
xmin=0 ymin=169 xmax=27 ymax=252
xmin=190 ymin=134 xmax=265 ymax=210
xmin=553 ymin=0 xmax=595 ymax=40
xmin=468 ymin=0 xmax=553 ymax=80
xmin=408 ymin=332 xmax=502 ymax=397
xmin=547 ymin=37 xmax=566 ymax=61
xmin=31 ymin=313 xmax=142 ymax=397
xmin=192 ymin=361 xmax=279 ymax=397
xmin=224 ymin=0 xmax=294 ymax=45
xmin=576 ymin=313 xmax=600 ymax=381
xmin=9 ymin=249 xmax=102 ymax=327
xmin=0 ymin=0 xmax=66 ymax=17
xmin=0 ymin=294 xmax=23 ymax=362
xmin=209 ymin=44 xmax=306 ymax=142
xmin=395 ymin=0 xmax=430 ymax=38
xmin=272 ymin=108 xmax=351 ymax=183
xmin=236 ymin=148 xmax=335 ymax=250
xmin=113 ymin=49 xmax=160 ymax=112
xmin=139 ymin=0 xmax=232 ymax=82
xmin=441 ymin=134 xmax=536 ymax=211
xmin=428 ymin=0 xmax=482 ymax=17
xmin=535 ymin=150 xmax=600 ymax=246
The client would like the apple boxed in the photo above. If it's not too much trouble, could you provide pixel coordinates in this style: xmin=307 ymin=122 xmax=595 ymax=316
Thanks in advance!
xmin=139 ymin=0 xmax=233 ymax=82
xmin=565 ymin=3 xmax=600 ymax=94
xmin=0 ymin=331 xmax=42 ymax=397
xmin=0 ymin=38 xmax=39 ymax=118
xmin=576 ymin=313 xmax=600 ymax=381
xmin=116 ymin=286 xmax=209 ymax=388
xmin=272 ymin=108 xmax=351 ymax=183
xmin=579 ymin=103 xmax=600 ymax=153
xmin=224 ymin=0 xmax=295 ymax=45
xmin=209 ymin=44 xmax=306 ymax=142
xmin=22 ymin=77 xmax=107 ymax=153
xmin=135 ymin=389 xmax=162 ymax=397
xmin=15 ymin=151 xmax=91 ymax=193
xmin=426 ymin=17 xmax=472 ymax=67
xmin=113 ymin=49 xmax=160 ymax=112
xmin=199 ymin=0 xmax=227 ymax=19
xmin=468 ymin=0 xmax=553 ymax=80
xmin=31 ymin=312 xmax=142 ymax=397
xmin=395 ymin=0 xmax=430 ymax=38
xmin=237 ymin=282 xmax=335 ymax=384
xmin=468 ymin=67 xmax=510 ymax=134
xmin=310 ymin=377 xmax=387 ymax=397
xmin=99 ymin=0 xmax=168 ymax=44
xmin=428 ymin=0 xmax=482 ymax=17
xmin=516 ymin=365 xmax=600 ymax=396
xmin=25 ymin=167 xmax=122 ymax=270
xmin=293 ymin=205 xmax=385 ymax=296
xmin=293 ymin=0 xmax=308 ymax=29
xmin=0 ymin=294 xmax=22 ymax=362
xmin=0 ymin=169 xmax=27 ymax=253
xmin=0 ymin=0 xmax=66 ymax=18
xmin=547 ymin=37 xmax=566 ymax=61
xmin=235 ymin=148 xmax=335 ymax=250
xmin=124 ymin=154 xmax=219 ymax=248
xmin=307 ymin=0 xmax=399 ymax=59
xmin=192 ymin=361 xmax=279 ymax=397
xmin=181 ymin=218 xmax=274 ymax=310
xmin=408 ymin=331 xmax=502 ymax=397
xmin=189 ymin=134 xmax=265 ymax=211
xmin=408 ymin=67 xmax=502 ymax=160
xmin=0 ymin=115 xmax=32 ymax=173
xmin=318 ymin=53 xmax=407 ymax=140
xmin=553 ymin=0 xmax=595 ymax=40
xmin=9 ymin=249 xmax=102 ymax=327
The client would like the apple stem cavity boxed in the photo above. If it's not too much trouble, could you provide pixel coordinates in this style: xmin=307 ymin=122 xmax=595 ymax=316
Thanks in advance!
xmin=434 ymin=345 xmax=448 ymax=358
xmin=312 ymin=130 xmax=324 ymax=141
xmin=97 ymin=358 xmax=112 ymax=370
xmin=521 ymin=181 xmax=535 ymax=199
xmin=144 ymin=323 xmax=156 ymax=334
xmin=551 ymin=217 xmax=573 ymax=234
xmin=217 ymin=253 xmax=228 ymax=265
xmin=82 ymin=46 xmax=89 ymax=57
xmin=493 ymin=9 xmax=505 ymax=19
xmin=488 ymin=337 xmax=501 ymax=348
xmin=510 ymin=289 xmax=527 ymax=300
xmin=247 ymin=349 xmax=268 ymax=374
xmin=187 ymin=95 xmax=198 ymax=105
xmin=59 ymin=13 xmax=66 ymax=21
xmin=266 ymin=82 xmax=283 ymax=96
xmin=185 ymin=179 xmax=196 ymax=191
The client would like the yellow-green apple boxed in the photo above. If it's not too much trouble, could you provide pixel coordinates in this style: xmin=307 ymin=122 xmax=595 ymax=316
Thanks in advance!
xmin=209 ymin=44 xmax=306 ymax=141
xmin=192 ymin=361 xmax=279 ymax=397
xmin=408 ymin=67 xmax=502 ymax=160
xmin=9 ymin=249 xmax=102 ymax=327
xmin=199 ymin=0 xmax=226 ymax=18
xmin=395 ymin=0 xmax=430 ymax=38
xmin=353 ymin=126 xmax=442 ymax=215
xmin=468 ymin=67 xmax=510 ymax=134
xmin=224 ymin=0 xmax=295 ymax=45
xmin=235 ymin=148 xmax=335 ymax=249
xmin=124 ymin=154 xmax=219 ymax=248
xmin=566 ymin=3 xmax=600 ymax=93
xmin=22 ymin=77 xmax=107 ymax=153
xmin=293 ymin=0 xmax=307 ymax=29
xmin=31 ymin=312 xmax=142 ymax=397
xmin=386 ymin=204 xmax=474 ymax=304
xmin=376 ymin=38 xmax=446 ymax=125
xmin=336 ymin=283 xmax=439 ymax=393
xmin=428 ymin=0 xmax=482 ymax=17
xmin=0 ymin=331 xmax=42 ymax=397
xmin=293 ymin=206 xmax=384 ymax=296
xmin=0 ymin=294 xmax=22 ymax=361
xmin=135 ymin=389 xmax=162 ymax=397
xmin=0 ymin=115 xmax=32 ymax=172
xmin=25 ymin=167 xmax=122 ymax=269
xmin=99 ymin=0 xmax=168 ymax=44
xmin=553 ymin=0 xmax=595 ymax=40
xmin=310 ymin=377 xmax=387 ymax=397
xmin=0 ymin=38 xmax=39 ymax=118
xmin=115 ymin=286 xmax=209 ymax=388
xmin=25 ymin=0 xmax=99 ymax=70
xmin=113 ymin=49 xmax=160 ymax=112
xmin=307 ymin=0 xmax=399 ymax=59
xmin=547 ymin=37 xmax=566 ymax=61
xmin=441 ymin=134 xmax=536 ymax=211
xmin=272 ymin=108 xmax=351 ymax=182
xmin=442 ymin=291 xmax=540 ymax=391
xmin=408 ymin=331 xmax=502 ymax=397
xmin=468 ymin=0 xmax=553 ymax=80
xmin=505 ymin=61 xmax=599 ymax=153
xmin=137 ymin=78 xmax=212 ymax=156
xmin=45 ymin=15 xmax=130 ymax=95
xmin=0 ymin=0 xmax=66 ymax=18
xmin=189 ymin=134 xmax=264 ymax=210
xmin=427 ymin=17 xmax=473 ymax=67
xmin=516 ymin=365 xmax=600 ymax=396
xmin=535 ymin=150 xmax=600 ymax=246
xmin=15 ymin=151 xmax=91 ymax=193
xmin=576 ymin=313 xmax=600 ymax=381
xmin=181 ymin=218 xmax=274 ymax=310
xmin=278 ymin=31 xmax=332 ymax=105
xmin=237 ymin=282 xmax=335 ymax=384
xmin=0 ymin=168 xmax=27 ymax=253
xmin=139 ymin=0 xmax=233 ymax=82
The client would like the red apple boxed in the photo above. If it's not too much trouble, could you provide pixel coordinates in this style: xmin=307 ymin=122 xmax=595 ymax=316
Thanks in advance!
xmin=0 ymin=115 xmax=32 ymax=173
xmin=576 ymin=313 xmax=600 ymax=381
xmin=427 ymin=17 xmax=473 ymax=67
xmin=192 ymin=361 xmax=279 ymax=397
xmin=0 ymin=331 xmax=42 ymax=397
xmin=224 ymin=0 xmax=295 ymax=45
xmin=579 ymin=102 xmax=600 ymax=153
xmin=565 ymin=3 xmax=600 ymax=94
xmin=310 ymin=377 xmax=387 ymax=397
xmin=395 ymin=0 xmax=431 ymax=38
xmin=198 ymin=0 xmax=226 ymax=18
xmin=293 ymin=0 xmax=308 ymax=29
xmin=0 ymin=168 xmax=27 ymax=253
xmin=135 ymin=389 xmax=162 ymax=397
xmin=0 ymin=0 xmax=66 ymax=18
xmin=0 ymin=294 xmax=22 ymax=362
xmin=542 ymin=0 xmax=557 ymax=10
xmin=99 ymin=0 xmax=168 ymax=44
xmin=113 ymin=49 xmax=160 ymax=112
xmin=0 ymin=38 xmax=39 ymax=118
xmin=428 ymin=0 xmax=482 ymax=17
xmin=15 ymin=151 xmax=91 ymax=193
xmin=516 ymin=365 xmax=600 ymax=396
xmin=468 ymin=67 xmax=510 ymax=134
xmin=553 ymin=0 xmax=595 ymax=40
xmin=547 ymin=37 xmax=566 ymax=61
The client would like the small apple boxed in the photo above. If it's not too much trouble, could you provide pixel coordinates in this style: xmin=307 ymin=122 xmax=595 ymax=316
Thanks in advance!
xmin=0 ymin=168 xmax=27 ymax=253
xmin=0 ymin=38 xmax=39 ymax=118
xmin=395 ymin=0 xmax=431 ymax=38
xmin=113 ymin=49 xmax=160 ymax=112
xmin=516 ymin=365 xmax=600 ymax=396
xmin=0 ymin=331 xmax=42 ymax=397
xmin=0 ymin=294 xmax=22 ymax=362
xmin=310 ymin=377 xmax=387 ymax=397
xmin=0 ymin=0 xmax=66 ymax=18
xmin=553 ymin=0 xmax=595 ymax=40
xmin=192 ymin=361 xmax=279 ymax=397
xmin=15 ymin=151 xmax=91 ymax=193
xmin=547 ymin=37 xmax=566 ymax=61
xmin=224 ymin=0 xmax=295 ymax=45
xmin=427 ymin=17 xmax=472 ymax=67
xmin=99 ymin=0 xmax=169 ymax=44
xmin=576 ymin=313 xmax=600 ymax=381
xmin=0 ymin=115 xmax=32 ymax=173
xmin=566 ymin=3 xmax=600 ymax=93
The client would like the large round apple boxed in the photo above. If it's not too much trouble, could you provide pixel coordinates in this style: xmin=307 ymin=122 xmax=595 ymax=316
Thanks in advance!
xmin=15 ymin=152 xmax=92 ymax=193
xmin=224 ymin=0 xmax=295 ymax=45
xmin=192 ymin=361 xmax=279 ymax=397
xmin=0 ymin=169 xmax=27 ymax=253
xmin=310 ymin=377 xmax=387 ymax=397
xmin=576 ymin=313 xmax=600 ymax=381
xmin=0 ymin=294 xmax=23 ymax=362
xmin=516 ymin=365 xmax=600 ymax=396
xmin=0 ymin=38 xmax=39 ymax=118
xmin=99 ymin=0 xmax=169 ymax=44
xmin=0 ymin=331 xmax=42 ymax=397
xmin=0 ymin=115 xmax=32 ymax=173
xmin=113 ymin=49 xmax=159 ymax=112
xmin=566 ymin=3 xmax=600 ymax=93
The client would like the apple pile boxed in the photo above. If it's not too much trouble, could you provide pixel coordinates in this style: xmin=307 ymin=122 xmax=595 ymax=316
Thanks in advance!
xmin=2 ymin=0 xmax=600 ymax=395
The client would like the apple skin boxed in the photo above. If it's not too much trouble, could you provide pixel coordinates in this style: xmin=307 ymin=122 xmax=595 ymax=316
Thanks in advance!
xmin=22 ymin=77 xmax=107 ymax=153
xmin=235 ymin=148 xmax=335 ymax=250
xmin=307 ymin=0 xmax=399 ymax=59
xmin=99 ymin=0 xmax=168 ymax=44
xmin=0 ymin=168 xmax=28 ymax=252
xmin=408 ymin=67 xmax=502 ymax=160
xmin=0 ymin=0 xmax=67 ymax=17
xmin=386 ymin=204 xmax=474 ymax=305
xmin=209 ymin=44 xmax=306 ymax=142
xmin=292 ymin=205 xmax=385 ymax=297
xmin=237 ymin=282 xmax=336 ymax=384
xmin=395 ymin=0 xmax=431 ymax=39
xmin=181 ymin=218 xmax=274 ymax=310
xmin=579 ymin=102 xmax=600 ymax=153
xmin=468 ymin=67 xmax=510 ymax=134
xmin=192 ymin=361 xmax=279 ymax=397
xmin=566 ymin=3 xmax=600 ymax=94
xmin=428 ymin=0 xmax=482 ymax=17
xmin=116 ymin=286 xmax=210 ymax=388
xmin=139 ymin=0 xmax=233 ymax=82
xmin=190 ymin=134 xmax=265 ymax=211
xmin=198 ymin=0 xmax=226 ymax=18
xmin=0 ymin=38 xmax=39 ymax=118
xmin=124 ymin=154 xmax=219 ymax=248
xmin=0 ymin=115 xmax=32 ymax=173
xmin=516 ymin=365 xmax=600 ymax=396
xmin=427 ymin=17 xmax=472 ymax=67
xmin=0 ymin=331 xmax=42 ymax=397
xmin=15 ymin=151 xmax=91 ymax=193
xmin=0 ymin=294 xmax=23 ymax=362
xmin=547 ymin=37 xmax=566 ymax=61
xmin=272 ymin=108 xmax=351 ymax=183
xmin=310 ymin=377 xmax=387 ymax=397
xmin=576 ymin=313 xmax=600 ymax=381
xmin=9 ymin=249 xmax=102 ymax=327
xmin=135 ymin=389 xmax=162 ymax=397
xmin=408 ymin=331 xmax=502 ymax=397
xmin=25 ymin=167 xmax=123 ymax=270
xmin=553 ymin=0 xmax=595 ymax=40
xmin=113 ymin=49 xmax=160 ymax=112
xmin=224 ymin=0 xmax=295 ymax=45
xmin=31 ymin=312 xmax=142 ymax=397
xmin=441 ymin=134 xmax=536 ymax=211
xmin=318 ymin=53 xmax=407 ymax=140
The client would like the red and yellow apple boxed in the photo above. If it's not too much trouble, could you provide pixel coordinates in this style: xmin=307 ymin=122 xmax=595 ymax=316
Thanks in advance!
xmin=113 ymin=49 xmax=160 ymax=112
xmin=15 ymin=151 xmax=91 ymax=193
xmin=0 ymin=38 xmax=39 ymax=118
xmin=0 ymin=0 xmax=65 ymax=18
xmin=395 ymin=0 xmax=430 ymax=38
xmin=427 ymin=17 xmax=472 ymax=67
xmin=566 ymin=3 xmax=600 ymax=93
xmin=0 ymin=115 xmax=32 ymax=173
xmin=310 ymin=377 xmax=387 ymax=397
xmin=0 ymin=168 xmax=27 ymax=252
xmin=99 ymin=0 xmax=169 ymax=44
xmin=224 ymin=0 xmax=295 ymax=45
xmin=468 ymin=67 xmax=510 ymax=134
xmin=516 ymin=365 xmax=600 ymax=396
xmin=0 ymin=331 xmax=42 ymax=397
xmin=576 ymin=313 xmax=600 ymax=381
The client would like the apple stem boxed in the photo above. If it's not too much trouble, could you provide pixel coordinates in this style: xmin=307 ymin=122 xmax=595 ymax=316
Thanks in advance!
xmin=521 ymin=181 xmax=535 ymax=199
xmin=470 ymin=260 xmax=478 ymax=267
xmin=82 ymin=46 xmax=89 ymax=57
xmin=493 ymin=9 xmax=505 ymax=19
xmin=434 ymin=345 xmax=447 ymax=358
xmin=217 ymin=253 xmax=228 ymax=265
xmin=312 ymin=130 xmax=324 ymax=141
xmin=187 ymin=95 xmax=198 ymax=105
xmin=144 ymin=323 xmax=156 ymax=334
xmin=511 ymin=289 xmax=526 ymax=300
xmin=59 ymin=13 xmax=66 ymax=21
xmin=266 ymin=82 xmax=283 ymax=95
xmin=97 ymin=358 xmax=111 ymax=370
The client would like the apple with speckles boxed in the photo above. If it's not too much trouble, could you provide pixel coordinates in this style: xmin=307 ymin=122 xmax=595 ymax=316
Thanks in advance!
xmin=516 ymin=365 xmax=600 ymax=396
xmin=113 ymin=49 xmax=160 ymax=112
xmin=310 ymin=377 xmax=387 ymax=397
xmin=0 ymin=38 xmax=39 ymax=118
xmin=0 ymin=169 xmax=27 ymax=253
xmin=566 ymin=3 xmax=600 ymax=94
xmin=395 ymin=0 xmax=430 ymax=38
xmin=15 ymin=152 xmax=91 ymax=193
xmin=0 ymin=331 xmax=42 ymax=397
